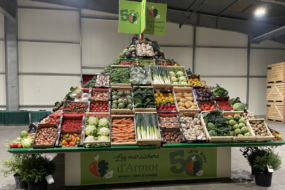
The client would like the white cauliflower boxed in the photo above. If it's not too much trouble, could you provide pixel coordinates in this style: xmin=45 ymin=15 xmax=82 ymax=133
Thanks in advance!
xmin=98 ymin=136 xmax=109 ymax=141
xmin=88 ymin=116 xmax=98 ymax=125
xmin=98 ymin=127 xmax=110 ymax=136
xmin=169 ymin=71 xmax=175 ymax=77
xmin=176 ymin=71 xmax=184 ymax=77
xmin=85 ymin=135 xmax=96 ymax=142
xmin=85 ymin=125 xmax=96 ymax=136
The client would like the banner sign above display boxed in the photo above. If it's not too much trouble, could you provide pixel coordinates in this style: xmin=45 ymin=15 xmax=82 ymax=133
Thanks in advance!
xmin=143 ymin=2 xmax=167 ymax=36
xmin=81 ymin=148 xmax=217 ymax=185
xmin=118 ymin=0 xmax=166 ymax=35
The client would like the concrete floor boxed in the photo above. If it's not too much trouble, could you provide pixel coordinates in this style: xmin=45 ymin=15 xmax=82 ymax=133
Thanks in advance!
xmin=0 ymin=121 xmax=284 ymax=190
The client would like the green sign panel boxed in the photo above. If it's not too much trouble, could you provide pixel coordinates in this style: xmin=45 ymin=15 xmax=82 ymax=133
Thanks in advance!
xmin=144 ymin=2 xmax=167 ymax=36
xmin=119 ymin=0 xmax=146 ymax=34
xmin=81 ymin=148 xmax=217 ymax=185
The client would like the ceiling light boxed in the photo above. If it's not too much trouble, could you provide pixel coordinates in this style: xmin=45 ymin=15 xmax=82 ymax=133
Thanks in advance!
xmin=255 ymin=6 xmax=266 ymax=16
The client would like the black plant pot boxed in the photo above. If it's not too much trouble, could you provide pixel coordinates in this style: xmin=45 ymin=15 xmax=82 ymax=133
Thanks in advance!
xmin=251 ymin=167 xmax=255 ymax=175
xmin=27 ymin=180 xmax=47 ymax=190
xmin=254 ymin=170 xmax=273 ymax=187
xmin=14 ymin=174 xmax=28 ymax=189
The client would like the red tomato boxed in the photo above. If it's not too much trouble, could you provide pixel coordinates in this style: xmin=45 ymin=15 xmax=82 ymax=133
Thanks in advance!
xmin=10 ymin=144 xmax=14 ymax=148
xmin=17 ymin=144 xmax=22 ymax=148
xmin=13 ymin=143 xmax=18 ymax=148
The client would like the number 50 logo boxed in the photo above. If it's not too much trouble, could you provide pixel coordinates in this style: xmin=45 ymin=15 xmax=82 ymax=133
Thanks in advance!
xmin=169 ymin=150 xmax=204 ymax=176
xmin=120 ymin=9 xmax=139 ymax=24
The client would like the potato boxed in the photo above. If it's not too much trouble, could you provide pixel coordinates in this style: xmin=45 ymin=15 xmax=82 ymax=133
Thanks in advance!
xmin=189 ymin=102 xmax=195 ymax=106
xmin=185 ymin=97 xmax=194 ymax=102
xmin=179 ymin=106 xmax=186 ymax=110
xmin=178 ymin=102 xmax=185 ymax=107
xmin=185 ymin=102 xmax=191 ymax=109
xmin=184 ymin=93 xmax=192 ymax=97
xmin=176 ymin=96 xmax=182 ymax=101
xmin=190 ymin=106 xmax=196 ymax=109
xmin=176 ymin=92 xmax=182 ymax=96
xmin=180 ymin=98 xmax=187 ymax=103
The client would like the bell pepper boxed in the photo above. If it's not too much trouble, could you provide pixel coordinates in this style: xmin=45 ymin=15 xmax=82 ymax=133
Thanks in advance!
xmin=158 ymin=104 xmax=164 ymax=111
xmin=170 ymin=101 xmax=175 ymax=105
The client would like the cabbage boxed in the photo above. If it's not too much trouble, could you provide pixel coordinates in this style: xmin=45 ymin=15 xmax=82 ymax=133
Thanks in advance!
xmin=241 ymin=127 xmax=248 ymax=133
xmin=88 ymin=116 xmax=98 ymax=126
xmin=233 ymin=103 xmax=246 ymax=111
xmin=98 ymin=127 xmax=110 ymax=136
xmin=176 ymin=71 xmax=184 ymax=77
xmin=21 ymin=137 xmax=33 ymax=148
xmin=234 ymin=114 xmax=241 ymax=120
xmin=13 ymin=137 xmax=22 ymax=144
xmin=98 ymin=117 xmax=110 ymax=128
xmin=85 ymin=125 xmax=96 ymax=136
xmin=171 ymin=76 xmax=177 ymax=82
xmin=98 ymin=136 xmax=109 ymax=141
xmin=20 ymin=131 xmax=28 ymax=138
xmin=169 ymin=71 xmax=175 ymax=77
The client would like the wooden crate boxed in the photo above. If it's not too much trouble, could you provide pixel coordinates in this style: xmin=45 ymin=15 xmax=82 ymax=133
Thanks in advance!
xmin=267 ymin=62 xmax=285 ymax=83
xmin=167 ymin=66 xmax=191 ymax=87
xmin=223 ymin=111 xmax=256 ymax=142
xmin=266 ymin=102 xmax=285 ymax=123
xmin=154 ymin=88 xmax=178 ymax=113
xmin=135 ymin=112 xmax=161 ymax=147
xmin=173 ymin=87 xmax=200 ymax=113
xmin=266 ymin=83 xmax=285 ymax=102
xmin=215 ymin=96 xmax=234 ymax=111
xmin=248 ymin=119 xmax=274 ymax=142
xmin=110 ymin=86 xmax=134 ymax=114
xmin=133 ymin=86 xmax=156 ymax=113
xmin=110 ymin=65 xmax=132 ymax=87
xmin=32 ymin=124 xmax=58 ymax=148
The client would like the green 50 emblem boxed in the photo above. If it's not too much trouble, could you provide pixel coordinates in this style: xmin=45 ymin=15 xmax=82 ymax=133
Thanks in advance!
xmin=170 ymin=150 xmax=204 ymax=176
xmin=120 ymin=9 xmax=139 ymax=24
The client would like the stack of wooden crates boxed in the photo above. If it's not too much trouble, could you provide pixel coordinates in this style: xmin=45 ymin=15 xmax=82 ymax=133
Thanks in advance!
xmin=266 ymin=62 xmax=285 ymax=123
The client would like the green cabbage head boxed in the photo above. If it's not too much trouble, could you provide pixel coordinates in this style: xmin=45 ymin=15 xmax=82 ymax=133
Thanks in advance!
xmin=233 ymin=103 xmax=246 ymax=111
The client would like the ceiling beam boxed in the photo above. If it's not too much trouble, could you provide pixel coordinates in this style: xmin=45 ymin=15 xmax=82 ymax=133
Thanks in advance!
xmin=0 ymin=0 xmax=16 ymax=21
xmin=179 ymin=0 xmax=208 ymax=28
xmin=185 ymin=0 xmax=198 ymax=12
xmin=252 ymin=26 xmax=285 ymax=43
xmin=215 ymin=0 xmax=239 ymax=27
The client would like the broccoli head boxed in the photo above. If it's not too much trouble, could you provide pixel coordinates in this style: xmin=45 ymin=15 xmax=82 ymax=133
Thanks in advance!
xmin=207 ymin=123 xmax=215 ymax=130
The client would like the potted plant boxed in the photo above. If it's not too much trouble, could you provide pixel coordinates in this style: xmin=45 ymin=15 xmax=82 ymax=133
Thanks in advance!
xmin=18 ymin=154 xmax=56 ymax=190
xmin=240 ymin=147 xmax=269 ymax=175
xmin=252 ymin=148 xmax=282 ymax=187
xmin=0 ymin=154 xmax=28 ymax=189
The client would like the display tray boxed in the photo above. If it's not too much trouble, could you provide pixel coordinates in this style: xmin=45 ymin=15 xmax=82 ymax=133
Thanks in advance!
xmin=88 ymin=100 xmax=111 ymax=113
xmin=89 ymin=87 xmax=111 ymax=101
xmin=32 ymin=124 xmax=58 ymax=148
xmin=215 ymin=96 xmax=234 ymax=111
xmin=83 ymin=113 xmax=111 ymax=147
xmin=167 ymin=66 xmax=191 ymax=87
xmin=154 ymin=89 xmax=178 ymax=113
xmin=173 ymin=87 xmax=200 ymax=113
xmin=110 ymin=86 xmax=134 ymax=114
xmin=57 ymin=130 xmax=84 ymax=148
xmin=248 ymin=118 xmax=275 ymax=142
xmin=188 ymin=75 xmax=203 ymax=87
xmin=110 ymin=115 xmax=137 ymax=146
xmin=133 ymin=86 xmax=156 ymax=113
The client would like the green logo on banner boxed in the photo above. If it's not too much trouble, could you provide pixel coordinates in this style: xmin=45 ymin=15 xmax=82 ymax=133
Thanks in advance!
xmin=120 ymin=9 xmax=139 ymax=24
xmin=81 ymin=148 xmax=216 ymax=185
xmin=149 ymin=6 xmax=160 ymax=19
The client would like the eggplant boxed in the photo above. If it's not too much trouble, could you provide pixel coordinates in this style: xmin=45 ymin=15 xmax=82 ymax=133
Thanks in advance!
xmin=154 ymin=51 xmax=159 ymax=56
xmin=126 ymin=52 xmax=132 ymax=58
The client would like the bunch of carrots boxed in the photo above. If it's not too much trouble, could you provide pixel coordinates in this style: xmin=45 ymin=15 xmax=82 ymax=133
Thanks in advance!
xmin=111 ymin=118 xmax=136 ymax=143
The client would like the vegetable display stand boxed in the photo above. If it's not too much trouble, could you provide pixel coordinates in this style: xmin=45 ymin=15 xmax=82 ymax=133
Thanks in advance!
xmin=173 ymin=87 xmax=200 ymax=113
xmin=247 ymin=119 xmax=274 ymax=141
xmin=83 ymin=113 xmax=111 ymax=147
xmin=223 ymin=112 xmax=256 ymax=142
xmin=111 ymin=86 xmax=134 ymax=114
xmin=267 ymin=62 xmax=285 ymax=83
xmin=110 ymin=115 xmax=137 ymax=146
xmin=266 ymin=102 xmax=285 ymax=123
xmin=266 ymin=83 xmax=285 ymax=102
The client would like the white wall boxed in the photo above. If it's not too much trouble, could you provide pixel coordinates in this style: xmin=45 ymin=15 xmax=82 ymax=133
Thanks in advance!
xmin=18 ymin=4 xmax=80 ymax=110
xmin=0 ymin=14 xmax=5 ymax=109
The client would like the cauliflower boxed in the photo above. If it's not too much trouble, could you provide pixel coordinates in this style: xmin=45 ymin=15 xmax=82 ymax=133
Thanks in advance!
xmin=21 ymin=137 xmax=33 ymax=148
xmin=98 ymin=127 xmax=110 ymax=136
xmin=241 ymin=127 xmax=248 ymax=133
xmin=98 ymin=117 xmax=110 ymax=128
xmin=169 ymin=71 xmax=175 ymax=77
xmin=234 ymin=114 xmax=241 ymax=120
xmin=85 ymin=135 xmax=96 ymax=142
xmin=85 ymin=125 xmax=96 ymax=136
xmin=98 ymin=136 xmax=109 ymax=141
xmin=176 ymin=71 xmax=184 ymax=77
xmin=88 ymin=116 xmax=98 ymax=126
xmin=179 ymin=76 xmax=187 ymax=82
xmin=171 ymin=76 xmax=177 ymax=82
xmin=180 ymin=81 xmax=188 ymax=85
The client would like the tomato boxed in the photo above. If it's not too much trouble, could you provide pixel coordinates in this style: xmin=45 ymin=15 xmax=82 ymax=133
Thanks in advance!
xmin=10 ymin=144 xmax=14 ymax=148
xmin=65 ymin=138 xmax=71 ymax=142
xmin=209 ymin=103 xmax=212 ymax=106
xmin=13 ymin=143 xmax=18 ymax=148
xmin=17 ymin=144 xmax=22 ymax=148
xmin=64 ymin=142 xmax=68 ymax=145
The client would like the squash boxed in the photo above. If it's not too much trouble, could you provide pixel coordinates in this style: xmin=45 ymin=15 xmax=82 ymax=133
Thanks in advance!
xmin=178 ymin=102 xmax=185 ymax=107
xmin=185 ymin=102 xmax=191 ymax=109
xmin=180 ymin=98 xmax=187 ymax=103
